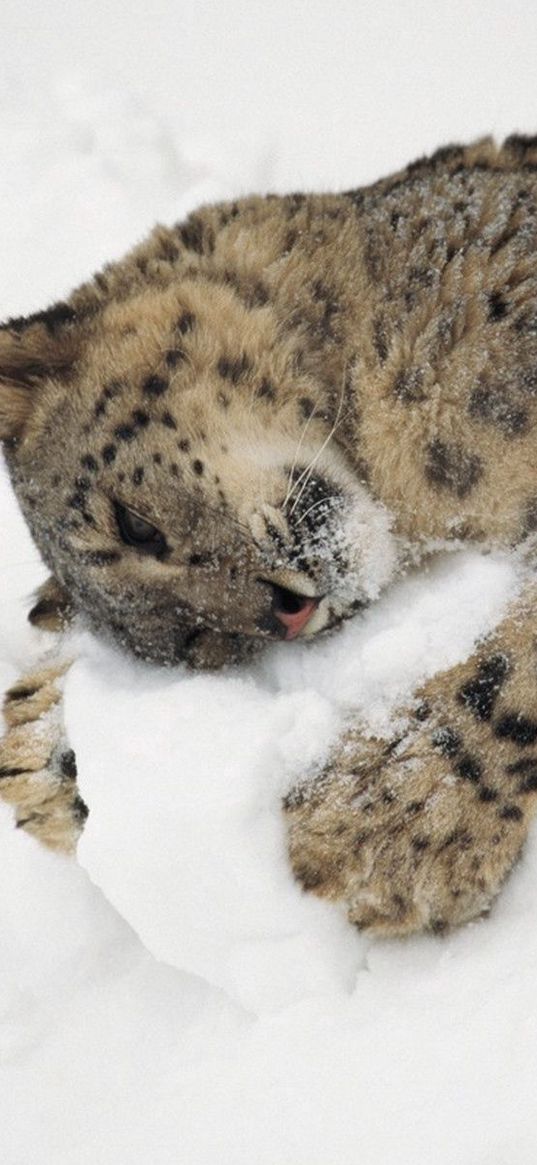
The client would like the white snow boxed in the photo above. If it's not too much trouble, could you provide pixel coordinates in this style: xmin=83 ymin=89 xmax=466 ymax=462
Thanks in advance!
xmin=2 ymin=2 xmax=537 ymax=1161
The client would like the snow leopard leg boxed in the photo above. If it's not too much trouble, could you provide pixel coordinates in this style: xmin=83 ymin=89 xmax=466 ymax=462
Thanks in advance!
xmin=285 ymin=578 xmax=537 ymax=936
xmin=0 ymin=651 xmax=85 ymax=853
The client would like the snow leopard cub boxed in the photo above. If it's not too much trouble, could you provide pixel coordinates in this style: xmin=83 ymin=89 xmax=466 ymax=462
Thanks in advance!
xmin=2 ymin=134 xmax=537 ymax=935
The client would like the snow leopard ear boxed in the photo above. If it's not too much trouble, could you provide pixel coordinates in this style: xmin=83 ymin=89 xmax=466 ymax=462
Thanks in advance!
xmin=0 ymin=301 xmax=82 ymax=443
xmin=28 ymin=575 xmax=74 ymax=632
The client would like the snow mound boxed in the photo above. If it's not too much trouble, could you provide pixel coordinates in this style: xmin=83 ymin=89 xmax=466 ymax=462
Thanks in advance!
xmin=69 ymin=550 xmax=518 ymax=1014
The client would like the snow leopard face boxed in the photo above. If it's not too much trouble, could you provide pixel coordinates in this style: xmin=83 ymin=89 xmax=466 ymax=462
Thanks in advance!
xmin=0 ymin=279 xmax=396 ymax=667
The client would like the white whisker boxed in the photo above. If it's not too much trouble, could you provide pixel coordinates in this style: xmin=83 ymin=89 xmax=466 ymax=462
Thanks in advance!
xmin=288 ymin=370 xmax=349 ymax=518
xmin=282 ymin=406 xmax=319 ymax=511
xmin=294 ymin=495 xmax=338 ymax=527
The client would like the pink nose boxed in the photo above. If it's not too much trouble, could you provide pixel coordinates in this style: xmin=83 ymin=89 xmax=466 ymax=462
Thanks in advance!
xmin=272 ymin=595 xmax=319 ymax=640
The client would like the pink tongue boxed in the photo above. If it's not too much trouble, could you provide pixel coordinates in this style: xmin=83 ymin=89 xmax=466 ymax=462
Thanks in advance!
xmin=276 ymin=598 xmax=318 ymax=640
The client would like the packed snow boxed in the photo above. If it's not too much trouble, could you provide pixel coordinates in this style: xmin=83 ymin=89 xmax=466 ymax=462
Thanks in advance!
xmin=2 ymin=2 xmax=537 ymax=1161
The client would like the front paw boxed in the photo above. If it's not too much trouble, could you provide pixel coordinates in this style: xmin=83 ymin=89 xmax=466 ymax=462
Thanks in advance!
xmin=1 ymin=658 xmax=86 ymax=852
xmin=284 ymin=701 xmax=528 ymax=936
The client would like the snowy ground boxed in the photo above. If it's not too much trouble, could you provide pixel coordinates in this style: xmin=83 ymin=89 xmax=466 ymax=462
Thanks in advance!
xmin=2 ymin=2 xmax=537 ymax=1161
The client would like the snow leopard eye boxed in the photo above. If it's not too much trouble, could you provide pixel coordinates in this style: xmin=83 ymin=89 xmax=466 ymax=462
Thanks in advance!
xmin=114 ymin=501 xmax=168 ymax=558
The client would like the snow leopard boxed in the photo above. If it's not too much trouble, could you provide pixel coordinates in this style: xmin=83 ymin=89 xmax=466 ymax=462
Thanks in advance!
xmin=2 ymin=133 xmax=537 ymax=935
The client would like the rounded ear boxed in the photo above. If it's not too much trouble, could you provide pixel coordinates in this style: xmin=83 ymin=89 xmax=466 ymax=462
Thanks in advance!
xmin=28 ymin=575 xmax=74 ymax=631
xmin=0 ymin=302 xmax=82 ymax=443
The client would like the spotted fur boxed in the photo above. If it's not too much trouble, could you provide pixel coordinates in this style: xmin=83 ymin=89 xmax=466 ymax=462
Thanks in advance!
xmin=2 ymin=135 xmax=537 ymax=934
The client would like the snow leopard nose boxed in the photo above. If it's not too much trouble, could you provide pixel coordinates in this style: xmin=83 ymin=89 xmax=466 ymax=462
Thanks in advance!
xmin=270 ymin=586 xmax=319 ymax=639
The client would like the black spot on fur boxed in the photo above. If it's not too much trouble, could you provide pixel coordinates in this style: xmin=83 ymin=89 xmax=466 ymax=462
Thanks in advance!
xmin=408 ymin=264 xmax=435 ymax=290
xmin=393 ymin=368 xmax=424 ymax=403
xmin=508 ymin=756 xmax=537 ymax=792
xmin=81 ymin=454 xmax=98 ymax=473
xmin=412 ymin=836 xmax=430 ymax=851
xmin=72 ymin=794 xmax=89 ymax=823
xmin=406 ymin=800 xmax=425 ymax=815
xmin=518 ymin=775 xmax=537 ymax=794
xmin=283 ymin=228 xmax=298 ymax=253
xmin=293 ymin=864 xmax=326 ymax=891
xmin=192 ymin=459 xmax=204 ymax=476
xmin=478 ymin=785 xmax=499 ymax=802
xmin=114 ymin=424 xmax=136 ymax=442
xmin=218 ymin=354 xmax=251 ymax=383
xmin=432 ymin=726 xmax=461 ymax=756
xmin=178 ymin=439 xmax=190 ymax=453
xmin=457 ymin=653 xmax=510 ymax=721
xmin=153 ymin=452 xmax=162 ymax=465
xmin=469 ymin=383 xmax=529 ymax=437
xmin=299 ymin=396 xmax=315 ymax=419
xmin=430 ymin=143 xmax=465 ymax=167
xmin=248 ymin=281 xmax=270 ymax=307
xmin=177 ymin=311 xmax=195 ymax=334
xmin=156 ymin=237 xmax=180 ymax=262
xmin=372 ymin=316 xmax=389 ymax=362
xmin=143 ymin=375 xmax=168 ymax=398
xmin=257 ymin=378 xmax=276 ymax=401
xmin=161 ymin=411 xmax=177 ymax=430
xmin=425 ymin=439 xmax=483 ymax=498
xmin=165 ymin=348 xmax=185 ymax=369
xmin=343 ymin=188 xmax=365 ymax=211
xmin=429 ymin=918 xmax=448 ymax=935
xmin=103 ymin=381 xmax=122 ymax=401
xmin=286 ymin=192 xmax=306 ymax=216
xmin=506 ymin=756 xmax=537 ymax=776
xmin=310 ymin=281 xmax=340 ymax=339
xmin=102 ymin=444 xmax=117 ymax=465
xmin=132 ymin=467 xmax=144 ymax=486
xmin=5 ymin=682 xmax=39 ymax=702
xmin=456 ymin=753 xmax=483 ymax=782
xmin=504 ymin=133 xmax=537 ymax=157
xmin=487 ymin=292 xmax=509 ymax=321
xmin=178 ymin=215 xmax=206 ymax=255
xmin=0 ymin=301 xmax=78 ymax=335
xmin=60 ymin=749 xmax=78 ymax=779
xmin=132 ymin=409 xmax=150 ymax=428
xmin=495 ymin=712 xmax=537 ymax=746
xmin=499 ymin=803 xmax=523 ymax=820
xmin=189 ymin=551 xmax=216 ymax=567
xmin=391 ymin=894 xmax=408 ymax=919
xmin=414 ymin=701 xmax=431 ymax=722
xmin=67 ymin=491 xmax=87 ymax=512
